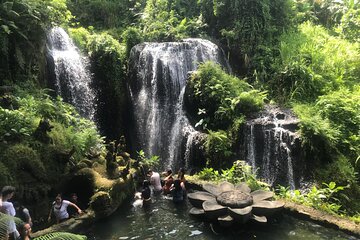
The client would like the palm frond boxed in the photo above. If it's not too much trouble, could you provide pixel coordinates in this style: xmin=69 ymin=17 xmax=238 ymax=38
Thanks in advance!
xmin=33 ymin=232 xmax=87 ymax=240
xmin=0 ymin=212 xmax=23 ymax=240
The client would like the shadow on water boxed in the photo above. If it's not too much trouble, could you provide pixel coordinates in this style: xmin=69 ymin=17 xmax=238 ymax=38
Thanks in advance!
xmin=85 ymin=195 xmax=359 ymax=240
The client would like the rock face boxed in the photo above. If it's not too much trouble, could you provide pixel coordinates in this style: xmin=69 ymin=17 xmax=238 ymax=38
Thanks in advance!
xmin=237 ymin=105 xmax=304 ymax=189
xmin=127 ymin=39 xmax=228 ymax=170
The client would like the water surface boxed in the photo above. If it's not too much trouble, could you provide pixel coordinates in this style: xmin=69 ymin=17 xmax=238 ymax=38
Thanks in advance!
xmin=86 ymin=195 xmax=358 ymax=240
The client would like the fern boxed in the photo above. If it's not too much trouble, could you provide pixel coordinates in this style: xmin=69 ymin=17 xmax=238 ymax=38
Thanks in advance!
xmin=0 ymin=212 xmax=23 ymax=240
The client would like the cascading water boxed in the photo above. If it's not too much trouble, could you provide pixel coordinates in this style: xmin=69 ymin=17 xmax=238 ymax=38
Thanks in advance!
xmin=128 ymin=39 xmax=228 ymax=170
xmin=47 ymin=27 xmax=95 ymax=120
xmin=244 ymin=106 xmax=301 ymax=189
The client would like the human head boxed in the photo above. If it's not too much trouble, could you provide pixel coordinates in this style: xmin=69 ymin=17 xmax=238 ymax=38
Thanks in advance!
xmin=143 ymin=180 xmax=150 ymax=188
xmin=178 ymin=168 xmax=185 ymax=179
xmin=147 ymin=169 xmax=153 ymax=176
xmin=13 ymin=201 xmax=22 ymax=210
xmin=167 ymin=169 xmax=172 ymax=176
xmin=70 ymin=193 xmax=78 ymax=201
xmin=1 ymin=186 xmax=15 ymax=200
xmin=19 ymin=223 xmax=32 ymax=238
xmin=55 ymin=193 xmax=63 ymax=203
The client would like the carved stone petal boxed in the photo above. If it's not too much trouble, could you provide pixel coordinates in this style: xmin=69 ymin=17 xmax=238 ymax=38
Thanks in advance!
xmin=252 ymin=200 xmax=285 ymax=216
xmin=219 ymin=181 xmax=235 ymax=193
xmin=189 ymin=207 xmax=205 ymax=217
xmin=202 ymin=200 xmax=227 ymax=220
xmin=228 ymin=206 xmax=252 ymax=224
xmin=235 ymin=182 xmax=251 ymax=193
xmin=188 ymin=191 xmax=216 ymax=208
xmin=203 ymin=183 xmax=222 ymax=196
xmin=218 ymin=214 xmax=234 ymax=227
xmin=250 ymin=214 xmax=267 ymax=223
xmin=251 ymin=190 xmax=274 ymax=203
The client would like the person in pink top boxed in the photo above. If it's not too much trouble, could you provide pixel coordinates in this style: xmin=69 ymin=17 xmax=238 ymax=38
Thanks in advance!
xmin=147 ymin=169 xmax=162 ymax=194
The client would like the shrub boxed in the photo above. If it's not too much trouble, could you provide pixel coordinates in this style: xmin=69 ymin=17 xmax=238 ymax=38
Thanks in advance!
xmin=0 ymin=162 xmax=11 ymax=185
xmin=277 ymin=181 xmax=348 ymax=215
xmin=204 ymin=130 xmax=233 ymax=169
xmin=0 ymin=107 xmax=34 ymax=142
xmin=293 ymin=103 xmax=340 ymax=164
xmin=270 ymin=22 xmax=360 ymax=103
xmin=122 ymin=27 xmax=143 ymax=57
xmin=316 ymin=88 xmax=360 ymax=164
xmin=197 ymin=160 xmax=264 ymax=190
xmin=186 ymin=61 xmax=266 ymax=130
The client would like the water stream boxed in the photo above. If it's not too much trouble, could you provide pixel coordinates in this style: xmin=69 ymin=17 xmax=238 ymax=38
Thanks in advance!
xmin=86 ymin=196 xmax=358 ymax=240
xmin=129 ymin=39 xmax=228 ymax=170
xmin=244 ymin=106 xmax=301 ymax=189
xmin=47 ymin=27 xmax=96 ymax=120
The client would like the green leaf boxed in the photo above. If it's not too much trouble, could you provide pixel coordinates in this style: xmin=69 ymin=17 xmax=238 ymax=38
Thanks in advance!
xmin=328 ymin=182 xmax=336 ymax=190
xmin=1 ymin=25 xmax=10 ymax=34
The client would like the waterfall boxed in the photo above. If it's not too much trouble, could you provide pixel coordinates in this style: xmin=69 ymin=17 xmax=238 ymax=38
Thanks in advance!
xmin=47 ymin=27 xmax=95 ymax=120
xmin=247 ymin=125 xmax=256 ymax=171
xmin=244 ymin=106 xmax=301 ymax=189
xmin=129 ymin=39 xmax=228 ymax=170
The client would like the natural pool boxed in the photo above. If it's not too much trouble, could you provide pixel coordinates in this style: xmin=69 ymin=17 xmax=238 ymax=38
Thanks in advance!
xmin=86 ymin=195 xmax=359 ymax=240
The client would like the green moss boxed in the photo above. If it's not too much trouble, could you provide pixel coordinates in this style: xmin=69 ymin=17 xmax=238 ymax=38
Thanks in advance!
xmin=1 ymin=144 xmax=45 ymax=180
xmin=89 ymin=191 xmax=111 ymax=217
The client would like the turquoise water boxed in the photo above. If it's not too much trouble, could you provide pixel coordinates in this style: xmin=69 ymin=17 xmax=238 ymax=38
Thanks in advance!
xmin=86 ymin=195 xmax=359 ymax=240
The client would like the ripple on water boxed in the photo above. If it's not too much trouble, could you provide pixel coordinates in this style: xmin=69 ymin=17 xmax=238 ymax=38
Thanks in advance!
xmin=87 ymin=195 xmax=358 ymax=240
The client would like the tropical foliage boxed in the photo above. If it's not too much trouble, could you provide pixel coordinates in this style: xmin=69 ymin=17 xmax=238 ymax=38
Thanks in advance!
xmin=0 ymin=0 xmax=359 ymax=227
xmin=269 ymin=21 xmax=360 ymax=103
xmin=277 ymin=182 xmax=348 ymax=215
xmin=197 ymin=160 xmax=267 ymax=191
xmin=186 ymin=61 xmax=266 ymax=131
xmin=0 ymin=0 xmax=72 ymax=85
xmin=0 ymin=87 xmax=103 ymax=203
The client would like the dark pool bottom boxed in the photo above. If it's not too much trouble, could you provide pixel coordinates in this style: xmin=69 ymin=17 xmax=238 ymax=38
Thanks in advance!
xmin=86 ymin=194 xmax=359 ymax=240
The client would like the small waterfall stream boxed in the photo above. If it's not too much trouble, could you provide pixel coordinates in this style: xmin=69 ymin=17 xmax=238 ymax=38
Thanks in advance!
xmin=47 ymin=27 xmax=96 ymax=120
xmin=129 ymin=39 xmax=228 ymax=169
xmin=244 ymin=106 xmax=301 ymax=189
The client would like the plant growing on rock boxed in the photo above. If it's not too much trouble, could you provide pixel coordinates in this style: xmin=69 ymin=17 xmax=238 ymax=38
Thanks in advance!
xmin=137 ymin=150 xmax=160 ymax=174
xmin=197 ymin=160 xmax=265 ymax=191
xmin=276 ymin=181 xmax=348 ymax=215
xmin=188 ymin=181 xmax=284 ymax=227
xmin=185 ymin=61 xmax=266 ymax=131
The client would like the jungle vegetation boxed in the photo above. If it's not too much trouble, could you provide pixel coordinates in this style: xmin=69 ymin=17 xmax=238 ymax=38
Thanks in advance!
xmin=0 ymin=0 xmax=359 ymax=221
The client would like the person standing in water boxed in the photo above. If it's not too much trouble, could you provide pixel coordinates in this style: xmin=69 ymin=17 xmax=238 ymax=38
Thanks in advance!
xmin=48 ymin=193 xmax=82 ymax=224
xmin=162 ymin=169 xmax=174 ymax=195
xmin=177 ymin=168 xmax=186 ymax=190
xmin=141 ymin=180 xmax=151 ymax=207
xmin=171 ymin=179 xmax=186 ymax=203
xmin=147 ymin=169 xmax=162 ymax=194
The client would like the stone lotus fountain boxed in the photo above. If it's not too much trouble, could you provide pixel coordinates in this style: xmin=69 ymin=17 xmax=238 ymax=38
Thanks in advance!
xmin=188 ymin=181 xmax=284 ymax=227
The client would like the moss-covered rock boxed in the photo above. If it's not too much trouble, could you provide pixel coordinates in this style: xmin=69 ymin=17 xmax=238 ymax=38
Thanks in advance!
xmin=90 ymin=191 xmax=112 ymax=218
xmin=1 ymin=144 xmax=46 ymax=181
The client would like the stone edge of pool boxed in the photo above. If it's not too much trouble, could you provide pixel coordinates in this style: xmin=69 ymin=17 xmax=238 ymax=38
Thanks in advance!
xmin=32 ymin=177 xmax=360 ymax=239
xmin=186 ymin=179 xmax=360 ymax=238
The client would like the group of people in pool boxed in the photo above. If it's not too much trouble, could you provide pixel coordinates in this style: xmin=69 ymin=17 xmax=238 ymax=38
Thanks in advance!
xmin=139 ymin=167 xmax=187 ymax=206
xmin=0 ymin=185 xmax=83 ymax=240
